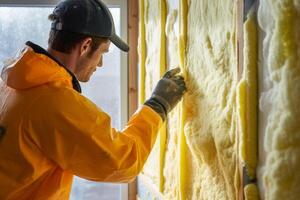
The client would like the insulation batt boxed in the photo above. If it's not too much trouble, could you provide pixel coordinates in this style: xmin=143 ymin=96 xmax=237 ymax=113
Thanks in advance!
xmin=258 ymin=0 xmax=300 ymax=199
xmin=184 ymin=0 xmax=239 ymax=199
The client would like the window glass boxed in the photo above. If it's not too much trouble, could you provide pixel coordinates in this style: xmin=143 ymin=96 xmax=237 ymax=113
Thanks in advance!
xmin=0 ymin=7 xmax=122 ymax=200
xmin=0 ymin=7 xmax=50 ymax=63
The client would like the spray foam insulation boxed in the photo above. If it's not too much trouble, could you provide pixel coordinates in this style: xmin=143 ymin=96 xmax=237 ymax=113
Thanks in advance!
xmin=257 ymin=0 xmax=300 ymax=199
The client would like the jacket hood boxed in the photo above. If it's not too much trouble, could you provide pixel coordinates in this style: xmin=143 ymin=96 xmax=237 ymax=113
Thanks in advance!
xmin=1 ymin=42 xmax=81 ymax=92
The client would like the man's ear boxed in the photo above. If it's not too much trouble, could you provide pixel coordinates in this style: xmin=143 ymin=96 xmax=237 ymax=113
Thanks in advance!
xmin=80 ymin=37 xmax=92 ymax=56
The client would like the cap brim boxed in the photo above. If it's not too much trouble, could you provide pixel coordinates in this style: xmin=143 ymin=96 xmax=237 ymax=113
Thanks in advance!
xmin=110 ymin=34 xmax=129 ymax=52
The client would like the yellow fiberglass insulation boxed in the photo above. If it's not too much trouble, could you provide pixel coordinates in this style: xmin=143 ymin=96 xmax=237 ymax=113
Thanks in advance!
xmin=258 ymin=0 xmax=300 ymax=199
xmin=184 ymin=0 xmax=239 ymax=199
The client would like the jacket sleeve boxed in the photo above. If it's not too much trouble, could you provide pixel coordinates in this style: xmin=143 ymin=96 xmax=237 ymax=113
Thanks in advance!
xmin=25 ymin=88 xmax=162 ymax=182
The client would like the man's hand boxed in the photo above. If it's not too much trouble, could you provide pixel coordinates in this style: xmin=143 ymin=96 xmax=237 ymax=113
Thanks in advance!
xmin=144 ymin=67 xmax=187 ymax=120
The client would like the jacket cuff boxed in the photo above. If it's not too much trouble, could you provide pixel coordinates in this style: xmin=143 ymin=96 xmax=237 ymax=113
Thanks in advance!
xmin=144 ymin=99 xmax=166 ymax=121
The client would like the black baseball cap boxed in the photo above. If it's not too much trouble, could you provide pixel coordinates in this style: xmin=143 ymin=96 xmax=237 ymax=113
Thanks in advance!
xmin=51 ymin=0 xmax=129 ymax=52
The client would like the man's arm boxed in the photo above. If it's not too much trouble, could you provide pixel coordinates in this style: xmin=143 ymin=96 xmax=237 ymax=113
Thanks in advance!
xmin=25 ymin=68 xmax=186 ymax=182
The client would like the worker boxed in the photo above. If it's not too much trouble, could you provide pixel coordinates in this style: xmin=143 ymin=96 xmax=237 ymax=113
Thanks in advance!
xmin=0 ymin=0 xmax=186 ymax=199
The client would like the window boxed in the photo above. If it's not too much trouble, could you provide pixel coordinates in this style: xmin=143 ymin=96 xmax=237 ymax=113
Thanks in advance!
xmin=0 ymin=1 xmax=128 ymax=199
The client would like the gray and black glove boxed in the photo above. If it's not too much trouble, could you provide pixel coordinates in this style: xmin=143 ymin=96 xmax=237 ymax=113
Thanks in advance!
xmin=144 ymin=67 xmax=187 ymax=120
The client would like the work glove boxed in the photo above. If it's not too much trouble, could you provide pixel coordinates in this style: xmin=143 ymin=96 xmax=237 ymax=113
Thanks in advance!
xmin=144 ymin=67 xmax=187 ymax=120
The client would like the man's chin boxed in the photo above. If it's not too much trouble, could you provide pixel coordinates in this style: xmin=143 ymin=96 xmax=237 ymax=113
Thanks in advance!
xmin=78 ymin=77 xmax=90 ymax=82
xmin=77 ymin=72 xmax=94 ymax=82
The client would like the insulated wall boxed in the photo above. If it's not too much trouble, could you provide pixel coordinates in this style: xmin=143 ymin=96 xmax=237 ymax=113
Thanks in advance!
xmin=138 ymin=0 xmax=300 ymax=200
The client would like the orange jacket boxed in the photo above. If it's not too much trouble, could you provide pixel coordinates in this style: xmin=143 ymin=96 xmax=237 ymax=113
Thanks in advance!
xmin=0 ymin=42 xmax=162 ymax=200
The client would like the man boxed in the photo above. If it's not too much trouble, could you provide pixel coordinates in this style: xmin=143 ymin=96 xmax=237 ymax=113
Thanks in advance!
xmin=0 ymin=0 xmax=186 ymax=199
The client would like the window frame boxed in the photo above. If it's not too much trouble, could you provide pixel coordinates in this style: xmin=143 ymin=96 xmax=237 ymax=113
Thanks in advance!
xmin=0 ymin=0 xmax=129 ymax=200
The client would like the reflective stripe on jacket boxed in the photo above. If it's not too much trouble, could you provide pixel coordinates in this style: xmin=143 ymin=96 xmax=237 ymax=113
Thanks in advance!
xmin=0 ymin=42 xmax=162 ymax=200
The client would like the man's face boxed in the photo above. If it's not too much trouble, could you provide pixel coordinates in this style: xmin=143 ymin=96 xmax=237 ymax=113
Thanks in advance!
xmin=75 ymin=40 xmax=111 ymax=82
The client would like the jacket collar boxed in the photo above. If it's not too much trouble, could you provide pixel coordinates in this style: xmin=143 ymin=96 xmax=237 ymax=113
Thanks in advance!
xmin=26 ymin=41 xmax=82 ymax=93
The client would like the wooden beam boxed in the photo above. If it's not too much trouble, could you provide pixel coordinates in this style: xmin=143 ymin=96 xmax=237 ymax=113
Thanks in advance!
xmin=128 ymin=0 xmax=139 ymax=200
xmin=128 ymin=0 xmax=139 ymax=117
